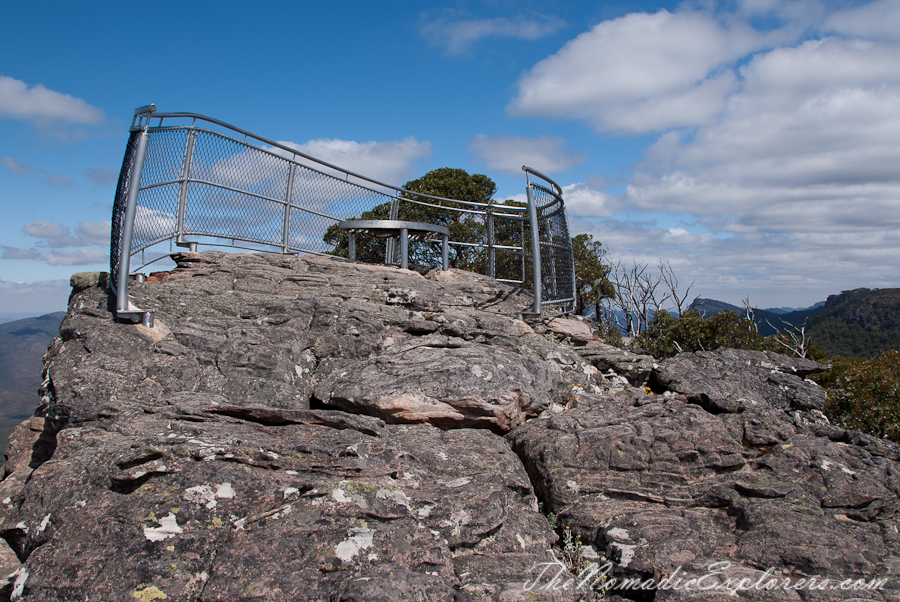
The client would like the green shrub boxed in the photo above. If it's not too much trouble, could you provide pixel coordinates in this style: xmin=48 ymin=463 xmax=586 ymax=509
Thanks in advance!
xmin=636 ymin=310 xmax=767 ymax=358
xmin=811 ymin=350 xmax=900 ymax=442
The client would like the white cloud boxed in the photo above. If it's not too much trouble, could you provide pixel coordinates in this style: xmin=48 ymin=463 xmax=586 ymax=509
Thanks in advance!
xmin=0 ymin=74 xmax=104 ymax=125
xmin=509 ymin=9 xmax=767 ymax=133
xmin=43 ymin=248 xmax=108 ymax=266
xmin=75 ymin=221 xmax=111 ymax=246
xmin=279 ymin=137 xmax=432 ymax=187
xmin=560 ymin=182 xmax=619 ymax=218
xmin=14 ymin=221 xmax=112 ymax=265
xmin=826 ymin=0 xmax=900 ymax=40
xmin=133 ymin=207 xmax=177 ymax=246
xmin=419 ymin=11 xmax=564 ymax=55
xmin=627 ymin=37 xmax=900 ymax=230
xmin=23 ymin=221 xmax=77 ymax=248
xmin=541 ymin=1 xmax=900 ymax=306
xmin=0 ymin=278 xmax=71 ymax=314
xmin=572 ymin=217 xmax=900 ymax=308
xmin=469 ymin=134 xmax=584 ymax=175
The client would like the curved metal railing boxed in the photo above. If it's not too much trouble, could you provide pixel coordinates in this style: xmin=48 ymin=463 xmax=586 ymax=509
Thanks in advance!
xmin=110 ymin=105 xmax=575 ymax=323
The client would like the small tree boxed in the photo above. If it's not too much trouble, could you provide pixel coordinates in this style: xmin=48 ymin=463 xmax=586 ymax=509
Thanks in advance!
xmin=324 ymin=168 xmax=495 ymax=270
xmin=571 ymin=233 xmax=614 ymax=319
xmin=601 ymin=259 xmax=667 ymax=336
xmin=636 ymin=309 xmax=767 ymax=358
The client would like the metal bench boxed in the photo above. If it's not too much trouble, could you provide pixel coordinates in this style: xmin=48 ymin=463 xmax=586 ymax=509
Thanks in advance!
xmin=338 ymin=220 xmax=450 ymax=271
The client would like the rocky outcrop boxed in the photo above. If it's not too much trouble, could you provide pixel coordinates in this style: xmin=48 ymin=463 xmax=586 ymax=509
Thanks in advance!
xmin=510 ymin=350 xmax=900 ymax=601
xmin=1 ymin=251 xmax=898 ymax=601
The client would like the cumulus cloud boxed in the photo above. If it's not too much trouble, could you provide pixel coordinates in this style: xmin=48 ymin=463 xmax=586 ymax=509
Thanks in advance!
xmin=0 ymin=74 xmax=104 ymax=125
xmin=509 ymin=9 xmax=768 ymax=133
xmin=278 ymin=137 xmax=432 ymax=186
xmin=626 ymin=37 xmax=900 ymax=231
xmin=577 ymin=216 xmax=900 ymax=307
xmin=419 ymin=10 xmax=564 ymax=55
xmin=1 ymin=247 xmax=42 ymax=260
xmin=826 ymin=0 xmax=900 ymax=40
xmin=23 ymin=221 xmax=78 ymax=248
xmin=43 ymin=248 xmax=108 ymax=266
xmin=469 ymin=134 xmax=584 ymax=175
xmin=560 ymin=182 xmax=620 ymax=218
xmin=10 ymin=220 xmax=111 ymax=266
xmin=75 ymin=221 xmax=112 ymax=246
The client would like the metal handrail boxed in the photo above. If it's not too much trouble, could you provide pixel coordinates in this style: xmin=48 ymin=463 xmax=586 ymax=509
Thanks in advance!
xmin=142 ymin=112 xmax=526 ymax=213
xmin=522 ymin=165 xmax=563 ymax=196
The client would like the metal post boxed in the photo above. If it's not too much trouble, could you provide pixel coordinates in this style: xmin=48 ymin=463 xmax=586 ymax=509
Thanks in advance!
xmin=400 ymin=227 xmax=408 ymax=270
xmin=485 ymin=205 xmax=495 ymax=279
xmin=386 ymin=196 xmax=400 ymax=264
xmin=526 ymin=185 xmax=542 ymax=315
xmin=520 ymin=221 xmax=525 ymax=284
xmin=348 ymin=232 xmax=356 ymax=261
xmin=176 ymin=129 xmax=197 ymax=244
xmin=441 ymin=234 xmax=449 ymax=271
xmin=116 ymin=129 xmax=151 ymax=313
xmin=282 ymin=163 xmax=296 ymax=252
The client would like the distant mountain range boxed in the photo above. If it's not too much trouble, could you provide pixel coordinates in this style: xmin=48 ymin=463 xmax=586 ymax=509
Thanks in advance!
xmin=0 ymin=312 xmax=65 ymax=465
xmin=688 ymin=298 xmax=827 ymax=337
xmin=690 ymin=288 xmax=900 ymax=358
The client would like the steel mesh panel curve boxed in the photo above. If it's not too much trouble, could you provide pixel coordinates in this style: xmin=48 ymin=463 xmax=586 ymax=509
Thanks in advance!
xmin=110 ymin=130 xmax=140 ymax=289
xmin=111 ymin=113 xmax=575 ymax=317
xmin=531 ymin=183 xmax=575 ymax=307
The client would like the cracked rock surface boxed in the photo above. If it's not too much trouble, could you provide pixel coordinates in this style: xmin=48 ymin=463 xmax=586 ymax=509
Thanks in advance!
xmin=2 ymin=251 xmax=898 ymax=601
xmin=510 ymin=354 xmax=900 ymax=601
xmin=1 ymin=252 xmax=597 ymax=601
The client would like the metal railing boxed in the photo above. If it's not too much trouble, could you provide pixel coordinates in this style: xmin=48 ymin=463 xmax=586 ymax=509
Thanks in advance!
xmin=110 ymin=105 xmax=575 ymax=323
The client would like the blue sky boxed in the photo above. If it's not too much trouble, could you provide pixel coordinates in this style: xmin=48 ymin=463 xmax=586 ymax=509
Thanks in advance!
xmin=2 ymin=0 xmax=899 ymax=317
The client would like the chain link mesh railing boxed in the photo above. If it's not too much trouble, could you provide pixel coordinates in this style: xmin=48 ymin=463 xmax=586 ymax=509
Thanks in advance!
xmin=110 ymin=107 xmax=575 ymax=321
xmin=529 ymin=180 xmax=576 ymax=312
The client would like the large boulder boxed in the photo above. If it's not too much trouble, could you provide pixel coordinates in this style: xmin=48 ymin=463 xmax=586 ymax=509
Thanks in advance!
xmin=651 ymin=348 xmax=830 ymax=413
xmin=40 ymin=252 xmax=598 ymax=433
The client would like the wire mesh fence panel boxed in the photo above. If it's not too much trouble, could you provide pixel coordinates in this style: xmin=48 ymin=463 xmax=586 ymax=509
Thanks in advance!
xmin=110 ymin=110 xmax=576 ymax=318
xmin=182 ymin=131 xmax=289 ymax=246
xmin=110 ymin=131 xmax=141 ymax=289
xmin=531 ymin=182 xmax=575 ymax=309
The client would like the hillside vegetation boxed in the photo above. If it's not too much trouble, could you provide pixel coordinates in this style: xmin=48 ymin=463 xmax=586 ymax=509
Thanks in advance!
xmin=807 ymin=288 xmax=900 ymax=358
xmin=0 ymin=312 xmax=64 ymax=463
xmin=691 ymin=288 xmax=900 ymax=359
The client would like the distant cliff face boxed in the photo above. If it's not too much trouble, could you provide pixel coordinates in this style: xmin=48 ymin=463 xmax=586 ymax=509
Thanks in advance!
xmin=0 ymin=252 xmax=898 ymax=601
xmin=0 ymin=312 xmax=65 ymax=462
xmin=807 ymin=288 xmax=900 ymax=357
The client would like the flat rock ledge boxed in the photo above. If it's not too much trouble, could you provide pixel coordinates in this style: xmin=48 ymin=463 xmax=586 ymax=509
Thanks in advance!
xmin=0 ymin=251 xmax=897 ymax=602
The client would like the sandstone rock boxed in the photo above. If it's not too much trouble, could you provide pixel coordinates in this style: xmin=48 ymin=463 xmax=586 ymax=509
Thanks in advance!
xmin=545 ymin=317 xmax=594 ymax=344
xmin=1 ymin=407 xmax=566 ymax=601
xmin=576 ymin=342 xmax=656 ymax=386
xmin=0 ymin=252 xmax=590 ymax=600
xmin=651 ymin=348 xmax=830 ymax=413
xmin=5 ymin=251 xmax=898 ymax=601
xmin=509 ymin=369 xmax=900 ymax=601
